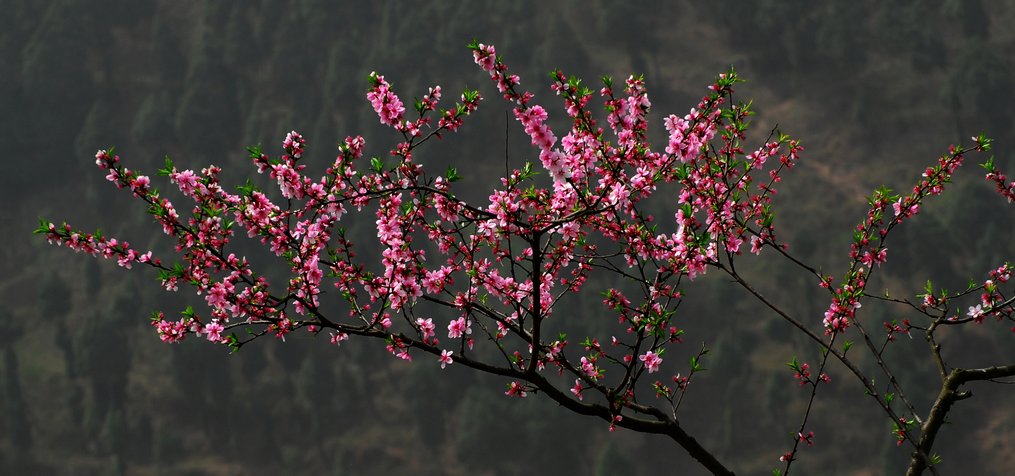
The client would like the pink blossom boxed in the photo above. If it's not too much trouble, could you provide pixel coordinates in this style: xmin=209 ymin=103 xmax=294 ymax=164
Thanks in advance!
xmin=203 ymin=319 xmax=225 ymax=342
xmin=472 ymin=43 xmax=497 ymax=72
xmin=422 ymin=266 xmax=453 ymax=293
xmin=968 ymin=304 xmax=985 ymax=322
xmin=639 ymin=351 xmax=663 ymax=373
xmin=505 ymin=381 xmax=527 ymax=398
xmin=448 ymin=317 xmax=471 ymax=339
xmin=571 ymin=379 xmax=584 ymax=400
xmin=172 ymin=169 xmax=199 ymax=197
xmin=330 ymin=332 xmax=349 ymax=346
xmin=893 ymin=197 xmax=919 ymax=217
xmin=416 ymin=318 xmax=436 ymax=341
xmin=439 ymin=349 xmax=454 ymax=369
xmin=609 ymin=414 xmax=623 ymax=432
xmin=580 ymin=356 xmax=599 ymax=379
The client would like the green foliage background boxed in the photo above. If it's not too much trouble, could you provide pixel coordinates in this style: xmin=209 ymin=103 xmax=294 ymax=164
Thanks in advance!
xmin=3 ymin=1 xmax=1013 ymax=474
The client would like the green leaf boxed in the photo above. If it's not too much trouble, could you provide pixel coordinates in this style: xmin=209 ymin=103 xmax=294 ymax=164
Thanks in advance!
xmin=157 ymin=156 xmax=175 ymax=176
xmin=371 ymin=157 xmax=384 ymax=173
xmin=367 ymin=71 xmax=382 ymax=87
xmin=974 ymin=133 xmax=992 ymax=151
xmin=33 ymin=219 xmax=53 ymax=235
xmin=445 ymin=166 xmax=462 ymax=182
xmin=980 ymin=155 xmax=995 ymax=171
xmin=246 ymin=144 xmax=263 ymax=160
xmin=520 ymin=161 xmax=535 ymax=179
xmin=236 ymin=180 xmax=257 ymax=196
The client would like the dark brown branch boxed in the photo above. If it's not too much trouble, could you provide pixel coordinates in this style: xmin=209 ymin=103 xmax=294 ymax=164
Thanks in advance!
xmin=524 ymin=371 xmax=737 ymax=476
xmin=906 ymin=364 xmax=1015 ymax=475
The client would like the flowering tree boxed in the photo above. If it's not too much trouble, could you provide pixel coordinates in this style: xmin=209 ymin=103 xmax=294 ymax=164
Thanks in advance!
xmin=37 ymin=42 xmax=1014 ymax=475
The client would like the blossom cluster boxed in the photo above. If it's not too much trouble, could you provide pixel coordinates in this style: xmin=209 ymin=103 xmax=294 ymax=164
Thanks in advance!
xmin=43 ymin=43 xmax=817 ymax=435
xmin=38 ymin=41 xmax=1015 ymax=476
xmin=822 ymin=145 xmax=969 ymax=334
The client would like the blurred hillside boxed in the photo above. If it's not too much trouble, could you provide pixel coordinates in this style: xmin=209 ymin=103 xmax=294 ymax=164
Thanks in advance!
xmin=2 ymin=1 xmax=1013 ymax=475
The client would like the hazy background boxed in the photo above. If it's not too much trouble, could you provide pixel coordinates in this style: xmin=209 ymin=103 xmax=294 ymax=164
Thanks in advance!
xmin=2 ymin=1 xmax=1013 ymax=475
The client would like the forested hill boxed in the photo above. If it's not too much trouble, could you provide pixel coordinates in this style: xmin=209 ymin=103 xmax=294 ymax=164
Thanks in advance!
xmin=2 ymin=1 xmax=1013 ymax=475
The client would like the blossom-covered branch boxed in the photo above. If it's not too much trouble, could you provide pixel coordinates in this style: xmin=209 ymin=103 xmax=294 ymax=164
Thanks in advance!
xmin=37 ymin=43 xmax=1010 ymax=476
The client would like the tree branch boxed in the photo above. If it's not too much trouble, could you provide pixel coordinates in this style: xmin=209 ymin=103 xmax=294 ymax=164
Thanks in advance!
xmin=906 ymin=363 xmax=1015 ymax=475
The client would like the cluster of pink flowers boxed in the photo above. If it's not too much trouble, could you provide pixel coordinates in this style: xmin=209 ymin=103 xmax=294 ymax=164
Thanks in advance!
xmin=366 ymin=72 xmax=405 ymax=127
xmin=43 ymin=44 xmax=810 ymax=421
xmin=967 ymin=265 xmax=1015 ymax=329
xmin=792 ymin=362 xmax=812 ymax=385
xmin=787 ymin=359 xmax=830 ymax=387
xmin=47 ymin=46 xmax=1013 ymax=464
xmin=823 ymin=146 xmax=968 ymax=334
xmin=883 ymin=320 xmax=911 ymax=341
xmin=38 ymin=41 xmax=1015 ymax=476
xmin=915 ymin=260 xmax=1015 ymax=332
xmin=41 ymin=221 xmax=155 ymax=271
xmin=151 ymin=312 xmax=187 ymax=343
